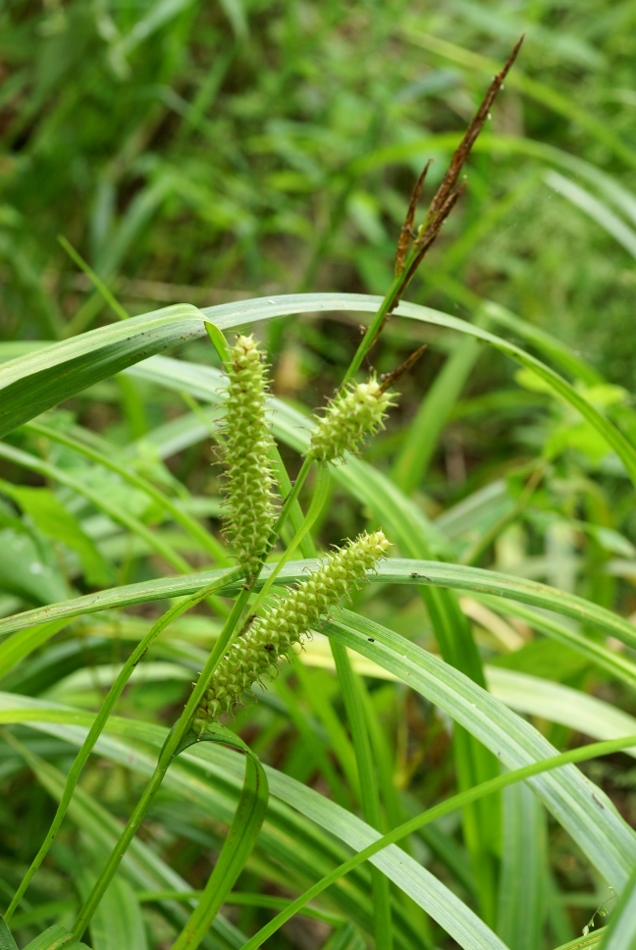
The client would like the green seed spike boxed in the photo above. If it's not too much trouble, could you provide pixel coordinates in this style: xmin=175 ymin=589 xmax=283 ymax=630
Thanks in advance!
xmin=306 ymin=376 xmax=396 ymax=462
xmin=220 ymin=335 xmax=278 ymax=578
xmin=194 ymin=530 xmax=391 ymax=729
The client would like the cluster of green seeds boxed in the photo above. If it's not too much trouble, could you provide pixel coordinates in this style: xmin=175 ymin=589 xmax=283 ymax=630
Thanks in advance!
xmin=307 ymin=376 xmax=395 ymax=462
xmin=194 ymin=530 xmax=390 ymax=728
xmin=219 ymin=335 xmax=278 ymax=578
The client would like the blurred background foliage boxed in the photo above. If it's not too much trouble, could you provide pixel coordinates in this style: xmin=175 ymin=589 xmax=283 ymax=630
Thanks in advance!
xmin=2 ymin=0 xmax=636 ymax=383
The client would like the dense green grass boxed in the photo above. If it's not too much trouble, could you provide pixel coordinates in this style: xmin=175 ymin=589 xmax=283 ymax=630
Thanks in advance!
xmin=2 ymin=2 xmax=636 ymax=949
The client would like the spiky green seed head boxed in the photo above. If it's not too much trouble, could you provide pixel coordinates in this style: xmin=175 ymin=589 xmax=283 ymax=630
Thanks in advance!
xmin=306 ymin=377 xmax=396 ymax=462
xmin=194 ymin=530 xmax=391 ymax=728
xmin=220 ymin=335 xmax=278 ymax=578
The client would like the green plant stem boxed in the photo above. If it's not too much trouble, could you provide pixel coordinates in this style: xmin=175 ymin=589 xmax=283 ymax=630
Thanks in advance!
xmin=250 ymin=463 xmax=329 ymax=616
xmin=58 ymin=235 xmax=129 ymax=323
xmin=241 ymin=734 xmax=636 ymax=949
xmin=71 ymin=586 xmax=252 ymax=939
xmin=342 ymin=270 xmax=407 ymax=385
xmin=274 ymin=455 xmax=313 ymax=536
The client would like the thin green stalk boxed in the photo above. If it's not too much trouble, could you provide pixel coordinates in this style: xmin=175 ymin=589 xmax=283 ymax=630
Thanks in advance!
xmin=58 ymin=235 xmax=129 ymax=323
xmin=249 ymin=463 xmax=329 ymax=617
xmin=73 ymin=462 xmax=318 ymax=936
xmin=4 ymin=567 xmax=244 ymax=924
xmin=71 ymin=586 xmax=252 ymax=939
xmin=241 ymin=735 xmax=636 ymax=949
xmin=273 ymin=455 xmax=314 ymax=536
xmin=342 ymin=271 xmax=406 ymax=385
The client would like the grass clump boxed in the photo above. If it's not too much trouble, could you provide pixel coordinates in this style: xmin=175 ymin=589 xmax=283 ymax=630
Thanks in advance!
xmin=2 ymin=17 xmax=636 ymax=950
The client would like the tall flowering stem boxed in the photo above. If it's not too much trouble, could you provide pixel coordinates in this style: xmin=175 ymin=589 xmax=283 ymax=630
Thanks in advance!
xmin=220 ymin=335 xmax=278 ymax=578
xmin=195 ymin=530 xmax=390 ymax=727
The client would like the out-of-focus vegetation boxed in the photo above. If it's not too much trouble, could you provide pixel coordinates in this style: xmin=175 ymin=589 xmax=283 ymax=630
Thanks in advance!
xmin=3 ymin=0 xmax=636 ymax=380
xmin=2 ymin=2 xmax=636 ymax=949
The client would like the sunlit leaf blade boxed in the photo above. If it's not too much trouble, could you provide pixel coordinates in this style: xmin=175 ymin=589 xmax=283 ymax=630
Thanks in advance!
xmin=3 ymin=293 xmax=636 ymax=488
xmin=0 ymin=697 xmax=509 ymax=950
xmin=323 ymin=611 xmax=636 ymax=889
xmin=0 ymin=304 xmax=204 ymax=438
xmin=3 ymin=559 xmax=635 ymax=681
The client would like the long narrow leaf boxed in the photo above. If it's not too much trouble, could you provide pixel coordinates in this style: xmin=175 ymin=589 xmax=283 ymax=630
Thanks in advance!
xmin=171 ymin=727 xmax=268 ymax=950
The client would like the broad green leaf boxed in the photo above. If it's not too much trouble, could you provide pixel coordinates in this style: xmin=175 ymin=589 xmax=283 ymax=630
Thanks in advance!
xmin=0 ymin=483 xmax=111 ymax=586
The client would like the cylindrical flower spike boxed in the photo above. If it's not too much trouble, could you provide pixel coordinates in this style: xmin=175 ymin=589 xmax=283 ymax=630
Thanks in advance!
xmin=194 ymin=530 xmax=390 ymax=729
xmin=306 ymin=376 xmax=396 ymax=462
xmin=220 ymin=335 xmax=278 ymax=578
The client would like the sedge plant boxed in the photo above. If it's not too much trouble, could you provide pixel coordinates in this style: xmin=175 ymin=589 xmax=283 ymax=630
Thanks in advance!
xmin=3 ymin=34 xmax=636 ymax=950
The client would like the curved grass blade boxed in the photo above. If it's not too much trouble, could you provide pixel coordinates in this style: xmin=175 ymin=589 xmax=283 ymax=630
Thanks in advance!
xmin=241 ymin=735 xmax=636 ymax=950
xmin=4 ymin=293 xmax=636 ymax=489
xmin=170 ymin=726 xmax=268 ymax=950
xmin=2 ymin=570 xmax=243 ymax=924
xmin=5 ymin=733 xmax=247 ymax=949
xmin=0 ymin=304 xmax=204 ymax=438
xmin=7 ymin=697 xmax=636 ymax=949
xmin=0 ymin=700 xmax=462 ymax=949
xmin=326 ymin=610 xmax=636 ymax=887
xmin=4 ymin=558 xmax=635 ymax=676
